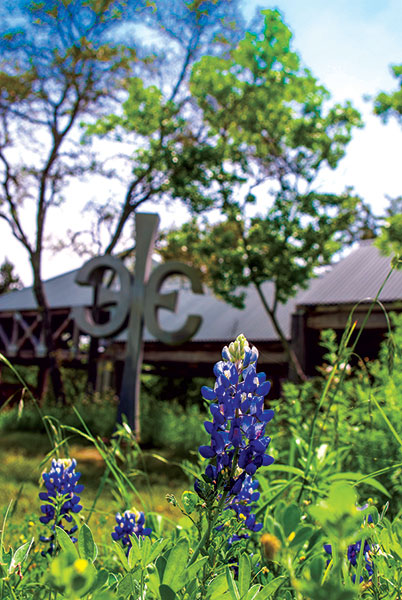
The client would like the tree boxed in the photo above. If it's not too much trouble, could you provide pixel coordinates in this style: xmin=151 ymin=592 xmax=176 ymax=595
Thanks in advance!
xmin=375 ymin=197 xmax=402 ymax=259
xmin=374 ymin=65 xmax=402 ymax=260
xmin=0 ymin=259 xmax=22 ymax=295
xmin=80 ymin=0 xmax=245 ymax=256
xmin=374 ymin=64 xmax=402 ymax=124
xmin=0 ymin=0 xmax=244 ymax=399
xmin=158 ymin=10 xmax=366 ymax=381
xmin=0 ymin=0 xmax=148 ymax=399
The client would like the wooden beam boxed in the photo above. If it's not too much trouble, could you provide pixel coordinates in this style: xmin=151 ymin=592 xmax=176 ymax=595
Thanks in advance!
xmin=306 ymin=311 xmax=388 ymax=330
xmin=143 ymin=349 xmax=288 ymax=364
xmin=14 ymin=313 xmax=42 ymax=351
xmin=0 ymin=323 xmax=10 ymax=350
xmin=52 ymin=313 xmax=72 ymax=342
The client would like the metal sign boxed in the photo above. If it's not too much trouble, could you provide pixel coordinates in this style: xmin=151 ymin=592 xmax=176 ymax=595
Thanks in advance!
xmin=72 ymin=213 xmax=203 ymax=434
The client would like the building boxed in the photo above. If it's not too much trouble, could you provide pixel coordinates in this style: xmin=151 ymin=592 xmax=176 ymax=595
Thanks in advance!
xmin=0 ymin=240 xmax=400 ymax=400
xmin=292 ymin=240 xmax=402 ymax=376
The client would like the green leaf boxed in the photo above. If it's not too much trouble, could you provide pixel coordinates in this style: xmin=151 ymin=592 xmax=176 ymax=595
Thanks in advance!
xmin=92 ymin=592 xmax=115 ymax=600
xmin=9 ymin=538 xmax=34 ymax=573
xmin=282 ymin=504 xmax=301 ymax=537
xmin=162 ymin=538 xmax=189 ymax=591
xmin=78 ymin=523 xmax=97 ymax=562
xmin=140 ymin=535 xmax=152 ymax=566
xmin=206 ymin=572 xmax=229 ymax=597
xmin=253 ymin=576 xmax=287 ymax=599
xmin=118 ymin=571 xmax=140 ymax=597
xmin=246 ymin=584 xmax=264 ymax=600
xmin=88 ymin=568 xmax=109 ymax=594
xmin=0 ymin=500 xmax=12 ymax=563
xmin=159 ymin=584 xmax=177 ymax=600
xmin=267 ymin=465 xmax=304 ymax=477
xmin=1 ymin=548 xmax=12 ymax=575
xmin=146 ymin=538 xmax=168 ymax=566
xmin=181 ymin=556 xmax=208 ymax=587
xmin=55 ymin=525 xmax=79 ymax=557
xmin=289 ymin=525 xmax=314 ymax=548
xmin=182 ymin=490 xmax=198 ymax=514
xmin=128 ymin=535 xmax=142 ymax=569
xmin=310 ymin=556 xmax=324 ymax=583
xmin=112 ymin=541 xmax=129 ymax=571
xmin=238 ymin=553 xmax=251 ymax=598
xmin=263 ymin=513 xmax=275 ymax=533
xmin=226 ymin=567 xmax=241 ymax=600
xmin=328 ymin=471 xmax=390 ymax=497
xmin=107 ymin=572 xmax=119 ymax=588
xmin=156 ymin=554 xmax=167 ymax=583
xmin=372 ymin=393 xmax=402 ymax=452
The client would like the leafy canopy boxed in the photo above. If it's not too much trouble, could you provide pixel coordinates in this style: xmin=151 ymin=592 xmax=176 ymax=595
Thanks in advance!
xmin=160 ymin=10 xmax=364 ymax=308
xmin=374 ymin=65 xmax=402 ymax=261
xmin=159 ymin=9 xmax=365 ymax=380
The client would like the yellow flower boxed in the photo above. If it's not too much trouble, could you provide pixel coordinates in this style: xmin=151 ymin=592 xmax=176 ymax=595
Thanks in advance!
xmin=261 ymin=533 xmax=281 ymax=560
xmin=74 ymin=559 xmax=89 ymax=574
xmin=287 ymin=531 xmax=296 ymax=543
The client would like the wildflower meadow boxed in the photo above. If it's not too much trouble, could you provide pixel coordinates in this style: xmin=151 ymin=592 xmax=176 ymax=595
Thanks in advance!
xmin=2 ymin=286 xmax=402 ymax=599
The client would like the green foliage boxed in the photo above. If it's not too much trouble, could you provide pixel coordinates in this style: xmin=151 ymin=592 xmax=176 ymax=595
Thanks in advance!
xmin=141 ymin=397 xmax=208 ymax=456
xmin=376 ymin=211 xmax=402 ymax=259
xmin=0 ymin=395 xmax=117 ymax=439
xmin=158 ymin=9 xmax=369 ymax=382
xmin=0 ymin=369 xmax=210 ymax=454
xmin=0 ymin=260 xmax=22 ymax=295
xmin=3 ymin=293 xmax=402 ymax=597
xmin=268 ymin=312 xmax=402 ymax=517
xmin=374 ymin=65 xmax=402 ymax=260
xmin=190 ymin=9 xmax=362 ymax=177
xmin=374 ymin=63 xmax=402 ymax=124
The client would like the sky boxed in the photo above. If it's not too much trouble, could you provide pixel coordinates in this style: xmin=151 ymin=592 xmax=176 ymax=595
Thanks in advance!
xmin=1 ymin=0 xmax=402 ymax=285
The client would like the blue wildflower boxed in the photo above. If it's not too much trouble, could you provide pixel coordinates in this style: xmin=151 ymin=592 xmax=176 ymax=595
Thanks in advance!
xmin=112 ymin=509 xmax=152 ymax=554
xmin=324 ymin=540 xmax=373 ymax=582
xmin=228 ymin=475 xmax=263 ymax=532
xmin=195 ymin=335 xmax=274 ymax=536
xmin=39 ymin=458 xmax=84 ymax=555
xmin=323 ymin=503 xmax=374 ymax=582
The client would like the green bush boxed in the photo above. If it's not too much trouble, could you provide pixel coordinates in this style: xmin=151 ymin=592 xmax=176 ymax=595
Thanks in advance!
xmin=0 ymin=370 xmax=211 ymax=454
xmin=0 ymin=393 xmax=118 ymax=439
xmin=140 ymin=397 xmax=208 ymax=455
xmin=269 ymin=313 xmax=402 ymax=514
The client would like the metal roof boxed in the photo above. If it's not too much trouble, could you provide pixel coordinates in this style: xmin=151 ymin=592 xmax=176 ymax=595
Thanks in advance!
xmin=1 ymin=241 xmax=399 ymax=342
xmin=0 ymin=269 xmax=93 ymax=311
xmin=0 ymin=269 xmax=296 ymax=342
xmin=297 ymin=240 xmax=402 ymax=306
xmin=144 ymin=282 xmax=297 ymax=342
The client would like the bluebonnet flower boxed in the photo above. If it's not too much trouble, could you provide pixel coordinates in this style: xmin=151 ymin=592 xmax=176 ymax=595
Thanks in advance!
xmin=324 ymin=505 xmax=374 ymax=582
xmin=39 ymin=458 xmax=84 ymax=555
xmin=112 ymin=509 xmax=152 ymax=554
xmin=324 ymin=540 xmax=373 ymax=582
xmin=228 ymin=475 xmax=263 ymax=533
xmin=195 ymin=335 xmax=274 ymax=536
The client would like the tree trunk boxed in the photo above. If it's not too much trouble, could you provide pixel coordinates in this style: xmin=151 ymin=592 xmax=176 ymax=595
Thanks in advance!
xmin=254 ymin=283 xmax=307 ymax=383
xmin=31 ymin=259 xmax=66 ymax=403
xmin=37 ymin=363 xmax=51 ymax=404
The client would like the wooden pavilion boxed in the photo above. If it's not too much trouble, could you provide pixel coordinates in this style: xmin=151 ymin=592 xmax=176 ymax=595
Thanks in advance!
xmin=0 ymin=240 xmax=400 ymax=401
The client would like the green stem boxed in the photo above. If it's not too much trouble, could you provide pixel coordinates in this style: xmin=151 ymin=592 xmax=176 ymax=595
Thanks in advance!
xmin=188 ymin=489 xmax=229 ymax=567
xmin=6 ymin=580 xmax=18 ymax=600
xmin=86 ymin=466 xmax=110 ymax=524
